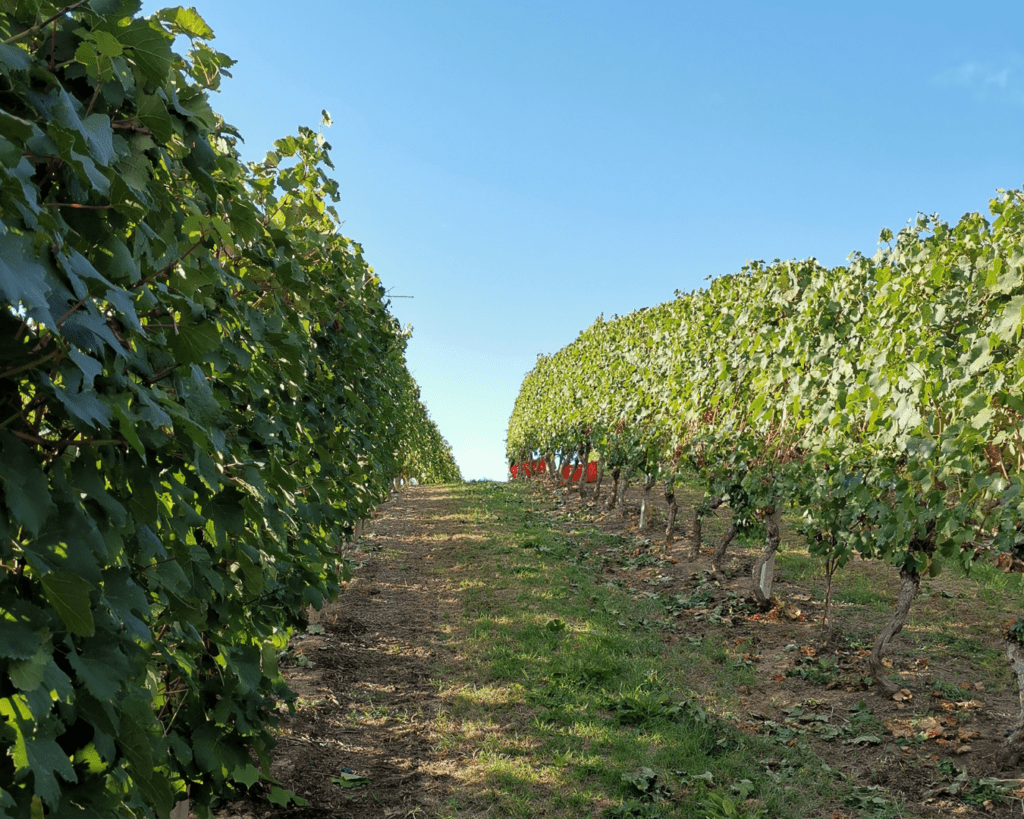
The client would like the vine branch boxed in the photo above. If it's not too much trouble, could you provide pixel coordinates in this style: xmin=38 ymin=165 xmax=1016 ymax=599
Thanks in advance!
xmin=3 ymin=2 xmax=88 ymax=46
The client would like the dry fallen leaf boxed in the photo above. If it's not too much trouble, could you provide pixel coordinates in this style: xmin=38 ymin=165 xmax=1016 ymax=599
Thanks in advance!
xmin=893 ymin=688 xmax=913 ymax=702
xmin=916 ymin=717 xmax=945 ymax=738
xmin=940 ymin=699 xmax=985 ymax=712
xmin=885 ymin=719 xmax=916 ymax=739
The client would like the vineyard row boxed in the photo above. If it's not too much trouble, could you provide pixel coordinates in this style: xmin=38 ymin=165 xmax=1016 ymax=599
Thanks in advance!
xmin=0 ymin=4 xmax=458 ymax=818
xmin=507 ymin=193 xmax=1024 ymax=763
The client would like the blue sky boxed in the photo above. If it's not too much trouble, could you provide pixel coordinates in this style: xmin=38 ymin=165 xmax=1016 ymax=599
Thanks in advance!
xmin=147 ymin=1 xmax=1024 ymax=480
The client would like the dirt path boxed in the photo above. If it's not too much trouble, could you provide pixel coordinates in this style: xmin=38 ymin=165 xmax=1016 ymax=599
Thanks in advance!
xmin=215 ymin=485 xmax=462 ymax=819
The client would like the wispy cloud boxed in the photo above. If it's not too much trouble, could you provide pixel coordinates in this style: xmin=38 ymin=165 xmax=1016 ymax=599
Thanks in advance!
xmin=932 ymin=58 xmax=1023 ymax=103
xmin=985 ymin=68 xmax=1009 ymax=88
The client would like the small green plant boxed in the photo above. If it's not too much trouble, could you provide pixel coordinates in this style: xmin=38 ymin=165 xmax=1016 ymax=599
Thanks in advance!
xmin=605 ymin=768 xmax=674 ymax=818
xmin=785 ymin=656 xmax=839 ymax=686
xmin=664 ymin=587 xmax=715 ymax=615
xmin=846 ymin=701 xmax=881 ymax=731
xmin=622 ymin=767 xmax=673 ymax=801
xmin=843 ymin=785 xmax=897 ymax=816
xmin=605 ymin=690 xmax=698 ymax=727
xmin=767 ymin=701 xmax=881 ymax=746
xmin=929 ymin=759 xmax=1012 ymax=808
xmin=605 ymin=800 xmax=669 ymax=819
xmin=331 ymin=771 xmax=370 ymax=789
xmin=702 ymin=785 xmax=766 ymax=819
xmin=928 ymin=677 xmax=966 ymax=699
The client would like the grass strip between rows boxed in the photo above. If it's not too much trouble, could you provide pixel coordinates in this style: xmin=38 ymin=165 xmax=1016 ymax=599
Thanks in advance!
xmin=429 ymin=481 xmax=849 ymax=819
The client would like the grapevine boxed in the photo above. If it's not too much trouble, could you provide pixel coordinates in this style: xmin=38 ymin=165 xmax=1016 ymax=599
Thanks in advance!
xmin=508 ymin=199 xmax=1024 ymax=750
xmin=0 ymin=4 xmax=458 ymax=817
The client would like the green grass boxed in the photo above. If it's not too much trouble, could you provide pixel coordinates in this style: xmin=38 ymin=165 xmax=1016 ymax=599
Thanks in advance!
xmin=828 ymin=577 xmax=892 ymax=611
xmin=949 ymin=554 xmax=1024 ymax=610
xmin=431 ymin=481 xmax=843 ymax=819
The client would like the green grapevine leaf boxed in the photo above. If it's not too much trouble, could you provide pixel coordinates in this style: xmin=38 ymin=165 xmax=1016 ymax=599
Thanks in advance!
xmin=0 ymin=614 xmax=45 ymax=661
xmin=157 ymin=6 xmax=215 ymax=39
xmin=269 ymin=786 xmax=308 ymax=806
xmin=134 ymin=92 xmax=173 ymax=143
xmin=0 ymin=42 xmax=33 ymax=72
xmin=230 ymin=763 xmax=260 ymax=788
xmin=0 ymin=432 xmax=57 ymax=538
xmin=9 ymin=647 xmax=49 ymax=692
xmin=40 ymin=572 xmax=96 ymax=638
xmin=119 ymin=19 xmax=174 ymax=86
xmin=332 ymin=772 xmax=370 ymax=788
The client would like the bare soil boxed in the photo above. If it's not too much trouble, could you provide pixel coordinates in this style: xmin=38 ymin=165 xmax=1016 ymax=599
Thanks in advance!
xmin=213 ymin=485 xmax=464 ymax=819
xmin=213 ymin=478 xmax=1024 ymax=818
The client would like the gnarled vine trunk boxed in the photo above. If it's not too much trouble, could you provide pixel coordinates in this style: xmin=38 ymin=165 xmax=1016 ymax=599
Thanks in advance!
xmin=821 ymin=554 xmax=840 ymax=639
xmin=1002 ymin=638 xmax=1024 ymax=768
xmin=690 ymin=507 xmax=702 ymax=560
xmin=750 ymin=507 xmax=782 ymax=610
xmin=545 ymin=453 xmax=557 ymax=486
xmin=606 ymin=467 xmax=621 ymax=510
xmin=638 ymin=473 xmax=656 ymax=531
xmin=690 ymin=497 xmax=722 ymax=561
xmin=576 ymin=443 xmax=591 ymax=497
xmin=553 ymin=453 xmax=565 ymax=486
xmin=592 ymin=457 xmax=605 ymax=502
xmin=664 ymin=482 xmax=678 ymax=547
xmin=710 ymin=524 xmax=738 ymax=578
xmin=868 ymin=567 xmax=920 ymax=696
xmin=617 ymin=474 xmax=628 ymax=517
